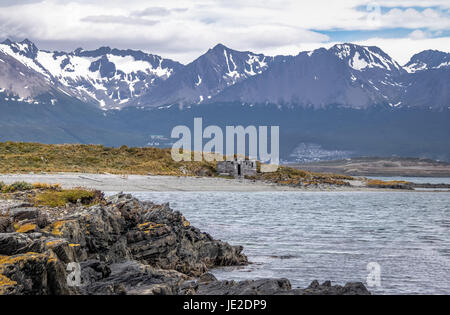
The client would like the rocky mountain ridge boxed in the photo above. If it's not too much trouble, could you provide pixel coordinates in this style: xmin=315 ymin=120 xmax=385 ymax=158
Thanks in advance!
xmin=0 ymin=39 xmax=448 ymax=110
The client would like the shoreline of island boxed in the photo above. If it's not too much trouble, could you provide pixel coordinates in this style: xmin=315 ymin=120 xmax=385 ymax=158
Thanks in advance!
xmin=0 ymin=172 xmax=412 ymax=192
xmin=1 ymin=172 xmax=450 ymax=193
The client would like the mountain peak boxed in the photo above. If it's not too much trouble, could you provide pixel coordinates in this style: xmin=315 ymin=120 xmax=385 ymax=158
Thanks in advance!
xmin=1 ymin=38 xmax=39 ymax=59
xmin=1 ymin=38 xmax=13 ymax=45
xmin=74 ymin=46 xmax=112 ymax=57
xmin=211 ymin=43 xmax=228 ymax=50
xmin=208 ymin=43 xmax=232 ymax=55
xmin=405 ymin=49 xmax=450 ymax=73
xmin=20 ymin=38 xmax=34 ymax=45
xmin=329 ymin=43 xmax=402 ymax=73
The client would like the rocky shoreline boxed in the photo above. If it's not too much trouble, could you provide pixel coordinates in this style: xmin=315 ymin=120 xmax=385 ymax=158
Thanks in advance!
xmin=0 ymin=191 xmax=370 ymax=295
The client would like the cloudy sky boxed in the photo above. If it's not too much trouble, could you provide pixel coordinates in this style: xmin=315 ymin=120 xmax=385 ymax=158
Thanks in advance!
xmin=0 ymin=0 xmax=449 ymax=64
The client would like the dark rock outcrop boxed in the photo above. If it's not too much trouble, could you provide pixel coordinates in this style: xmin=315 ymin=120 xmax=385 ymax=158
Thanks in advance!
xmin=195 ymin=278 xmax=292 ymax=295
xmin=190 ymin=279 xmax=370 ymax=295
xmin=0 ymin=193 xmax=370 ymax=295
xmin=80 ymin=260 xmax=187 ymax=295
xmin=0 ymin=193 xmax=247 ymax=294
xmin=287 ymin=280 xmax=371 ymax=295
xmin=411 ymin=183 xmax=450 ymax=189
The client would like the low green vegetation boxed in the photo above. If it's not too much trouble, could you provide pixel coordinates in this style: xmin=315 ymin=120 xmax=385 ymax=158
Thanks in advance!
xmin=0 ymin=181 xmax=34 ymax=193
xmin=34 ymin=189 xmax=102 ymax=207
xmin=0 ymin=142 xmax=216 ymax=176
xmin=0 ymin=141 xmax=354 ymax=187
xmin=0 ymin=179 xmax=103 ymax=207
xmin=247 ymin=167 xmax=353 ymax=186
xmin=366 ymin=179 xmax=411 ymax=188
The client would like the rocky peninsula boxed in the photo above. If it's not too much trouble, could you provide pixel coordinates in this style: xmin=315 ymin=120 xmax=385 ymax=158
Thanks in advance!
xmin=0 ymin=185 xmax=370 ymax=295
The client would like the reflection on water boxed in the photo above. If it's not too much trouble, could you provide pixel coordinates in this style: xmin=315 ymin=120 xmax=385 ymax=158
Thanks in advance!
xmin=131 ymin=191 xmax=450 ymax=295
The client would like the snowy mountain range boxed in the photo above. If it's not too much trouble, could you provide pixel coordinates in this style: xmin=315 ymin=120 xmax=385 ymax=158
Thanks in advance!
xmin=0 ymin=39 xmax=182 ymax=109
xmin=133 ymin=43 xmax=285 ymax=107
xmin=0 ymin=39 xmax=449 ymax=110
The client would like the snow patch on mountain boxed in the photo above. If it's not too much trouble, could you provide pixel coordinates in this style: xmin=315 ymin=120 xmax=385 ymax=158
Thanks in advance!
xmin=1 ymin=39 xmax=448 ymax=111
xmin=332 ymin=44 xmax=403 ymax=73
xmin=0 ymin=39 xmax=182 ymax=108
xmin=404 ymin=50 xmax=450 ymax=73
xmin=0 ymin=43 xmax=49 ymax=79
xmin=195 ymin=75 xmax=202 ymax=86
xmin=350 ymin=51 xmax=369 ymax=70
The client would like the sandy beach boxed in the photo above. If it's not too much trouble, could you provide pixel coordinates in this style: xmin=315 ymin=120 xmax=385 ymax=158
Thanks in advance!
xmin=0 ymin=173 xmax=297 ymax=192
xmin=0 ymin=173 xmax=379 ymax=192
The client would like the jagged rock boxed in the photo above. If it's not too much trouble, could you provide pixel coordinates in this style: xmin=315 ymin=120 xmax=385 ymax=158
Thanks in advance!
xmin=0 ymin=194 xmax=371 ymax=295
xmin=0 ymin=193 xmax=248 ymax=294
xmin=196 ymin=278 xmax=292 ymax=295
xmin=0 ymin=201 xmax=31 ymax=215
xmin=286 ymin=280 xmax=371 ymax=295
xmin=9 ymin=207 xmax=39 ymax=221
xmin=0 ymin=251 xmax=72 ymax=295
xmin=0 ymin=233 xmax=43 ymax=255
xmin=29 ymin=194 xmax=248 ymax=275
xmin=195 ymin=279 xmax=371 ymax=295
xmin=198 ymin=273 xmax=217 ymax=283
xmin=81 ymin=260 xmax=187 ymax=295
xmin=0 ymin=217 xmax=12 ymax=233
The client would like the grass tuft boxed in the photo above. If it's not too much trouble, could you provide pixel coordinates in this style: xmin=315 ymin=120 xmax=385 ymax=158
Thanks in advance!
xmin=35 ymin=189 xmax=102 ymax=207
xmin=32 ymin=183 xmax=62 ymax=190
xmin=0 ymin=181 xmax=34 ymax=193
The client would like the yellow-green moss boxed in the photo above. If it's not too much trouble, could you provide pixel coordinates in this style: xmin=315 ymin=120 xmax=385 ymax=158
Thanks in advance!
xmin=50 ymin=221 xmax=65 ymax=236
xmin=44 ymin=220 xmax=74 ymax=236
xmin=15 ymin=223 xmax=37 ymax=233
xmin=0 ymin=274 xmax=17 ymax=293
xmin=0 ymin=251 xmax=47 ymax=294
xmin=45 ymin=240 xmax=65 ymax=248
xmin=0 ymin=252 xmax=41 ymax=265
xmin=35 ymin=189 xmax=96 ymax=207
xmin=367 ymin=179 xmax=411 ymax=187
xmin=247 ymin=166 xmax=353 ymax=186
xmin=32 ymin=183 xmax=62 ymax=190
xmin=138 ymin=222 xmax=163 ymax=230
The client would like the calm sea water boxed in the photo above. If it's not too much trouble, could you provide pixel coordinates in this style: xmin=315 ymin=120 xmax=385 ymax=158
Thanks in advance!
xmin=129 ymin=189 xmax=450 ymax=295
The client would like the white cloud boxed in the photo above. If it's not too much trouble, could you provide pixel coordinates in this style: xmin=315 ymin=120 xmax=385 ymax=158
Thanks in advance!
xmin=298 ymin=36 xmax=450 ymax=65
xmin=369 ymin=7 xmax=450 ymax=31
xmin=82 ymin=15 xmax=159 ymax=26
xmin=353 ymin=36 xmax=450 ymax=64
xmin=0 ymin=0 xmax=448 ymax=63
xmin=408 ymin=30 xmax=431 ymax=40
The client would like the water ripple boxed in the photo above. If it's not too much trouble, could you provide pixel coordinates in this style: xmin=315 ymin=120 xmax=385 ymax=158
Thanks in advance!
xmin=131 ymin=191 xmax=450 ymax=295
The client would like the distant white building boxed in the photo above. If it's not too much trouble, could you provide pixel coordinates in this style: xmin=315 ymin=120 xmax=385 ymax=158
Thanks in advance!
xmin=217 ymin=159 xmax=257 ymax=178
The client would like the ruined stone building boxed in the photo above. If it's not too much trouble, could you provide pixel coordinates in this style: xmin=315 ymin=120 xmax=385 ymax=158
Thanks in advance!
xmin=217 ymin=159 xmax=257 ymax=178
